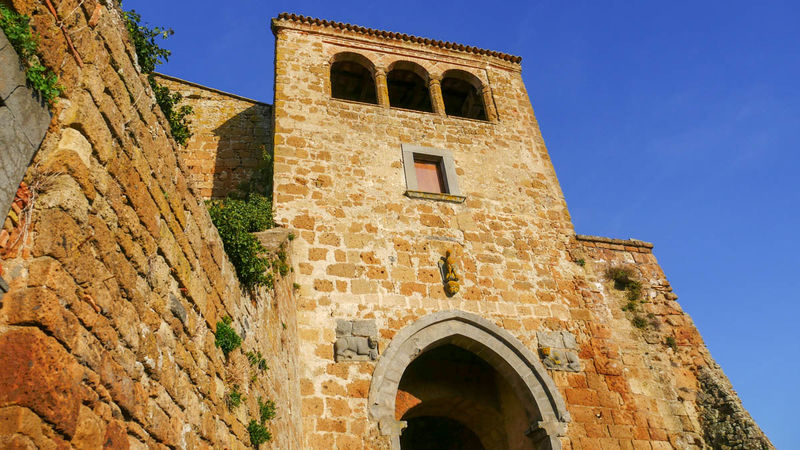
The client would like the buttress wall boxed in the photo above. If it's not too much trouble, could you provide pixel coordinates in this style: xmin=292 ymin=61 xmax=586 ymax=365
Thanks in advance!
xmin=0 ymin=1 xmax=301 ymax=448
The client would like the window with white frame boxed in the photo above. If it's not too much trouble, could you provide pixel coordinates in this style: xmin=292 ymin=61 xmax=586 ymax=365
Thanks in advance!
xmin=401 ymin=144 xmax=466 ymax=203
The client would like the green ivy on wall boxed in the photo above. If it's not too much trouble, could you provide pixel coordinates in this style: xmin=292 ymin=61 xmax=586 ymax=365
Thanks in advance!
xmin=122 ymin=8 xmax=192 ymax=146
xmin=0 ymin=5 xmax=62 ymax=104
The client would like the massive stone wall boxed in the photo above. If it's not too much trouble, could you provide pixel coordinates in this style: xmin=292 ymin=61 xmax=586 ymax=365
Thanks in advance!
xmin=0 ymin=1 xmax=300 ymax=448
xmin=270 ymin=16 xmax=772 ymax=449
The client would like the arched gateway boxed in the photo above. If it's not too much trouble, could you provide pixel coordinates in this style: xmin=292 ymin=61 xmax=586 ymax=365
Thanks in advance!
xmin=368 ymin=311 xmax=571 ymax=450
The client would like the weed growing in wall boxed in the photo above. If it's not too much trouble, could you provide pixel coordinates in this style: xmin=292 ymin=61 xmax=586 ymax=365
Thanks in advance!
xmin=258 ymin=397 xmax=276 ymax=423
xmin=122 ymin=8 xmax=192 ymax=146
xmin=247 ymin=420 xmax=272 ymax=447
xmin=631 ymin=316 xmax=648 ymax=329
xmin=665 ymin=336 xmax=678 ymax=351
xmin=607 ymin=265 xmax=651 ymax=329
xmin=207 ymin=195 xmax=275 ymax=287
xmin=0 ymin=5 xmax=62 ymax=103
xmin=214 ymin=316 xmax=242 ymax=357
xmin=246 ymin=350 xmax=268 ymax=371
xmin=273 ymin=249 xmax=290 ymax=277
xmin=247 ymin=396 xmax=276 ymax=447
xmin=227 ymin=384 xmax=245 ymax=409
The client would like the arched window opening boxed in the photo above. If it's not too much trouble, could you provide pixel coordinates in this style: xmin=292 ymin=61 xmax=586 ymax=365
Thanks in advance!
xmin=330 ymin=55 xmax=377 ymax=104
xmin=387 ymin=62 xmax=432 ymax=112
xmin=441 ymin=70 xmax=487 ymax=120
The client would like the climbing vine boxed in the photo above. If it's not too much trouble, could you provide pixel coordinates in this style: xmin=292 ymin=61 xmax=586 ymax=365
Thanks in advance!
xmin=122 ymin=8 xmax=192 ymax=145
xmin=0 ymin=5 xmax=62 ymax=103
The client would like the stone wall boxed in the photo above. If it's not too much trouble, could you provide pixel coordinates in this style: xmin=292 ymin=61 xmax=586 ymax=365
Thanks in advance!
xmin=574 ymin=235 xmax=772 ymax=449
xmin=154 ymin=73 xmax=272 ymax=200
xmin=0 ymin=1 xmax=301 ymax=448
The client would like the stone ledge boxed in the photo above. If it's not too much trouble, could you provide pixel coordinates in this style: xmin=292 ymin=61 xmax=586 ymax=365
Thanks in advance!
xmin=252 ymin=228 xmax=293 ymax=253
xmin=405 ymin=190 xmax=466 ymax=204
xmin=152 ymin=72 xmax=271 ymax=106
xmin=575 ymin=234 xmax=654 ymax=250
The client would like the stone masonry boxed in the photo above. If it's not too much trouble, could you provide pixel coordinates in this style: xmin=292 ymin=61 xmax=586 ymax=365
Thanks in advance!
xmin=153 ymin=73 xmax=272 ymax=200
xmin=0 ymin=4 xmax=773 ymax=450
xmin=267 ymin=13 xmax=773 ymax=449
xmin=0 ymin=1 xmax=301 ymax=449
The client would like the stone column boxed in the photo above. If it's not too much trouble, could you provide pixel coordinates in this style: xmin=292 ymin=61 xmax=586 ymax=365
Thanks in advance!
xmin=482 ymin=85 xmax=498 ymax=122
xmin=374 ymin=67 xmax=390 ymax=108
xmin=428 ymin=76 xmax=446 ymax=116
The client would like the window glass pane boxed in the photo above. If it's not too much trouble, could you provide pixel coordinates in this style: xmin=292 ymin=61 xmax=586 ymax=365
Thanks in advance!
xmin=414 ymin=160 xmax=446 ymax=193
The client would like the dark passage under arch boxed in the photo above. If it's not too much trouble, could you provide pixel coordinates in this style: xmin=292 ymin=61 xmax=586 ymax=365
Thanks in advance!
xmin=401 ymin=416 xmax=485 ymax=450
xmin=369 ymin=310 xmax=570 ymax=450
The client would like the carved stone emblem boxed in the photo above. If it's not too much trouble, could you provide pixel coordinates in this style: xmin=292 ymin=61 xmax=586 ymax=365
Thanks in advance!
xmin=334 ymin=319 xmax=379 ymax=362
xmin=438 ymin=250 xmax=460 ymax=297
xmin=537 ymin=330 xmax=581 ymax=372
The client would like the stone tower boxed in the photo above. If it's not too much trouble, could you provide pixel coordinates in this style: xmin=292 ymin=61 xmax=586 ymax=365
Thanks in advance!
xmin=268 ymin=13 xmax=772 ymax=450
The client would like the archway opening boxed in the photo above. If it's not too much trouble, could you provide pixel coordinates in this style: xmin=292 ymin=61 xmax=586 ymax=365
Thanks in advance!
xmin=397 ymin=344 xmax=531 ymax=450
xmin=441 ymin=70 xmax=487 ymax=120
xmin=368 ymin=311 xmax=569 ymax=450
xmin=331 ymin=58 xmax=377 ymax=104
xmin=387 ymin=63 xmax=432 ymax=112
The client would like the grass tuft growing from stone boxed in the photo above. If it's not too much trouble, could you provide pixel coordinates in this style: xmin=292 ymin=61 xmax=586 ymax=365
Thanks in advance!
xmin=247 ymin=420 xmax=272 ymax=447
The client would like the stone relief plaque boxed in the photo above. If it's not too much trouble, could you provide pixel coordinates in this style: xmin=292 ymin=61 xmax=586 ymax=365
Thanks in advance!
xmin=334 ymin=319 xmax=378 ymax=362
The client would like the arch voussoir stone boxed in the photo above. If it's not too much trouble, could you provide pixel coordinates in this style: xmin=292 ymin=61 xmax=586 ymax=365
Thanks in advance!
xmin=368 ymin=310 xmax=570 ymax=450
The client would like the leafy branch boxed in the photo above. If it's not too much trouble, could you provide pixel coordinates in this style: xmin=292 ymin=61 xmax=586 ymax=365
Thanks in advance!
xmin=122 ymin=8 xmax=192 ymax=146
xmin=0 ymin=5 xmax=62 ymax=104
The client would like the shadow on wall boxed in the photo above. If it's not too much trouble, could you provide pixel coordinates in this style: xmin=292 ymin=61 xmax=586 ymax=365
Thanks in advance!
xmin=209 ymin=103 xmax=273 ymax=199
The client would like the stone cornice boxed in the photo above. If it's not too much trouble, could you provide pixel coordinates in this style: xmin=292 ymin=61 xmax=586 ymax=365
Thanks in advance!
xmin=271 ymin=13 xmax=522 ymax=65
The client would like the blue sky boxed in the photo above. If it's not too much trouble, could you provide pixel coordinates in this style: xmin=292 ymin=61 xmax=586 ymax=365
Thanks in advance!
xmin=127 ymin=1 xmax=799 ymax=446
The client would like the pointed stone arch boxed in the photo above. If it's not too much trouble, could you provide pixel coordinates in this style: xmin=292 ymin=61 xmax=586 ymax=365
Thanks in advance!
xmin=368 ymin=310 xmax=570 ymax=449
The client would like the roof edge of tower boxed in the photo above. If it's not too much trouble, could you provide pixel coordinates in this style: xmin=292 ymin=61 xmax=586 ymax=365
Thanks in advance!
xmin=271 ymin=12 xmax=523 ymax=65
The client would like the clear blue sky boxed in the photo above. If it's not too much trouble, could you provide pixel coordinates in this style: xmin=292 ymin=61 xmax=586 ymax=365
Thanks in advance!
xmin=127 ymin=1 xmax=799 ymax=446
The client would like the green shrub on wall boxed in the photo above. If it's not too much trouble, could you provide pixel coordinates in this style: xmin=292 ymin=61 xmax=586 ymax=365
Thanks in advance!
xmin=207 ymin=195 xmax=275 ymax=287
xmin=0 ymin=5 xmax=62 ymax=103
xmin=247 ymin=420 xmax=272 ymax=447
xmin=214 ymin=316 xmax=242 ymax=357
